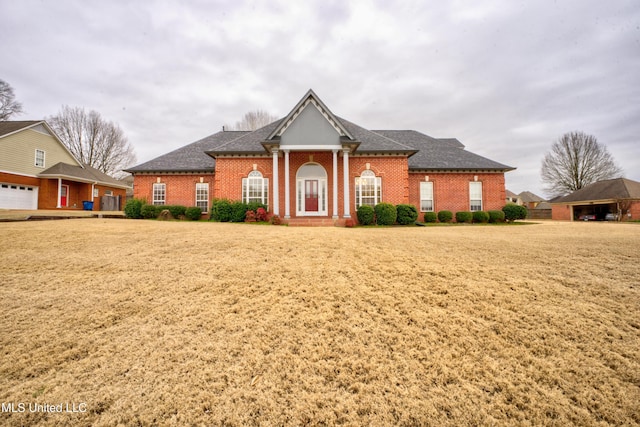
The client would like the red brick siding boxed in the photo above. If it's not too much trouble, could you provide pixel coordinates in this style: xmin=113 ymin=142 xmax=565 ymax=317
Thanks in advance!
xmin=551 ymin=204 xmax=573 ymax=221
xmin=408 ymin=172 xmax=507 ymax=214
xmin=0 ymin=172 xmax=40 ymax=187
xmin=133 ymin=174 xmax=215 ymax=209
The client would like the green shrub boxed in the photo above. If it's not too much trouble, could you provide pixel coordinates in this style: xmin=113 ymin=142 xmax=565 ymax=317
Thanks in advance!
xmin=423 ymin=211 xmax=438 ymax=223
xmin=230 ymin=201 xmax=248 ymax=222
xmin=488 ymin=210 xmax=505 ymax=223
xmin=374 ymin=203 xmax=397 ymax=225
xmin=472 ymin=211 xmax=490 ymax=223
xmin=396 ymin=204 xmax=418 ymax=225
xmin=124 ymin=198 xmax=145 ymax=219
xmin=211 ymin=199 xmax=233 ymax=222
xmin=185 ymin=207 xmax=203 ymax=221
xmin=140 ymin=204 xmax=159 ymax=219
xmin=502 ymin=203 xmax=528 ymax=222
xmin=246 ymin=201 xmax=267 ymax=213
xmin=455 ymin=211 xmax=473 ymax=223
xmin=437 ymin=210 xmax=453 ymax=223
xmin=166 ymin=205 xmax=187 ymax=218
xmin=356 ymin=205 xmax=375 ymax=225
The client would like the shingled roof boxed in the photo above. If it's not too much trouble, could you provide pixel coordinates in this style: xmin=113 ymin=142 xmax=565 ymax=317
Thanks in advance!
xmin=0 ymin=121 xmax=43 ymax=137
xmin=553 ymin=178 xmax=640 ymax=203
xmin=127 ymin=91 xmax=514 ymax=173
xmin=40 ymin=162 xmax=130 ymax=189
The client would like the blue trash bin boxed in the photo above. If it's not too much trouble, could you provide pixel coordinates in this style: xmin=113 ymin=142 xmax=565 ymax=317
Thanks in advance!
xmin=82 ymin=201 xmax=94 ymax=211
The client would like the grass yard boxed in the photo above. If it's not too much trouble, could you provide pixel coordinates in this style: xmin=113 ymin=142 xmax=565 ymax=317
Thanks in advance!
xmin=0 ymin=219 xmax=639 ymax=426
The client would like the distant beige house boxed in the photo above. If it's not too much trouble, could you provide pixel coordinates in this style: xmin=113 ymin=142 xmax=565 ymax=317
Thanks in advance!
xmin=0 ymin=121 xmax=129 ymax=211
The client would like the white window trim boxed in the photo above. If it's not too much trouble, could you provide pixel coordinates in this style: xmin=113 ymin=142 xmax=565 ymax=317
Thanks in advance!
xmin=35 ymin=149 xmax=45 ymax=168
xmin=242 ymin=171 xmax=269 ymax=208
xmin=470 ymin=181 xmax=483 ymax=211
xmin=355 ymin=170 xmax=382 ymax=208
xmin=152 ymin=183 xmax=166 ymax=205
xmin=419 ymin=181 xmax=434 ymax=212
xmin=195 ymin=182 xmax=209 ymax=212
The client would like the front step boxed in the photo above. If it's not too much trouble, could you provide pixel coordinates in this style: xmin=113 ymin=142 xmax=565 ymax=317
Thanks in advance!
xmin=285 ymin=217 xmax=348 ymax=227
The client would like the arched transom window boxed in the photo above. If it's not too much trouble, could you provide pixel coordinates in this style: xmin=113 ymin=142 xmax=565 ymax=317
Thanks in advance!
xmin=355 ymin=170 xmax=381 ymax=207
xmin=242 ymin=170 xmax=269 ymax=207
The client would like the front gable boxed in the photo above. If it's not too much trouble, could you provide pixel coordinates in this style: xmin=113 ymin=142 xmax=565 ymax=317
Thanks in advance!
xmin=280 ymin=103 xmax=341 ymax=147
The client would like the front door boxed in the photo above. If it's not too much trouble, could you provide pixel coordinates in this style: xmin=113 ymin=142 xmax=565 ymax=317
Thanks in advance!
xmin=305 ymin=180 xmax=319 ymax=212
xmin=60 ymin=185 xmax=69 ymax=207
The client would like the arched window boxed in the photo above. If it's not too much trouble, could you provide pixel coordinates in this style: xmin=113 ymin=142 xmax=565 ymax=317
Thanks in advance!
xmin=242 ymin=170 xmax=269 ymax=207
xmin=355 ymin=170 xmax=381 ymax=207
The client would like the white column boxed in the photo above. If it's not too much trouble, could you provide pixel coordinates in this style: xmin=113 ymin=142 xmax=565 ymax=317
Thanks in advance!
xmin=272 ymin=148 xmax=279 ymax=216
xmin=284 ymin=149 xmax=291 ymax=219
xmin=332 ymin=149 xmax=339 ymax=219
xmin=56 ymin=178 xmax=62 ymax=208
xmin=342 ymin=148 xmax=350 ymax=218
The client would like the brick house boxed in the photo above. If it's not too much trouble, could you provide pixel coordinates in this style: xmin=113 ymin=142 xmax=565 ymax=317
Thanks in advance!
xmin=0 ymin=121 xmax=128 ymax=211
xmin=127 ymin=90 xmax=514 ymax=222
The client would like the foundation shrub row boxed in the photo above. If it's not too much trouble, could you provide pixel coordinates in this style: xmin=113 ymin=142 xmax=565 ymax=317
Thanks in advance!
xmin=124 ymin=198 xmax=203 ymax=220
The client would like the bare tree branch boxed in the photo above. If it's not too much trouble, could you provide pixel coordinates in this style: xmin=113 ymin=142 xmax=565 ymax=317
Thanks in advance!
xmin=47 ymin=106 xmax=136 ymax=178
xmin=225 ymin=109 xmax=279 ymax=131
xmin=541 ymin=131 xmax=623 ymax=197
xmin=0 ymin=79 xmax=24 ymax=120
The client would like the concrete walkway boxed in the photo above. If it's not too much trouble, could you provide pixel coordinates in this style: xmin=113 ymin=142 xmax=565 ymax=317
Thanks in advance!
xmin=0 ymin=209 xmax=125 ymax=221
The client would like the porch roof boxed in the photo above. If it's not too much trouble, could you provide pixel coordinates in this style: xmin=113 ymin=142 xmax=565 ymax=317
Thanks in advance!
xmin=39 ymin=162 xmax=130 ymax=189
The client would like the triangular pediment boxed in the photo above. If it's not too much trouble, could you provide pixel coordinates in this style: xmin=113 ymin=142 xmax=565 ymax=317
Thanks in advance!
xmin=267 ymin=89 xmax=354 ymax=141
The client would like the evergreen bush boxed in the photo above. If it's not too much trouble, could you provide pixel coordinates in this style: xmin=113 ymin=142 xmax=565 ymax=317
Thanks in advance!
xmin=396 ymin=204 xmax=418 ymax=225
xmin=356 ymin=205 xmax=375 ymax=225
xmin=211 ymin=199 xmax=233 ymax=222
xmin=472 ymin=211 xmax=490 ymax=223
xmin=437 ymin=210 xmax=453 ymax=223
xmin=185 ymin=207 xmax=203 ymax=221
xmin=374 ymin=203 xmax=397 ymax=225
xmin=230 ymin=201 xmax=248 ymax=222
xmin=140 ymin=204 xmax=159 ymax=219
xmin=124 ymin=198 xmax=145 ymax=219
xmin=502 ymin=203 xmax=528 ymax=222
xmin=423 ymin=211 xmax=438 ymax=223
xmin=455 ymin=211 xmax=473 ymax=223
xmin=488 ymin=210 xmax=505 ymax=223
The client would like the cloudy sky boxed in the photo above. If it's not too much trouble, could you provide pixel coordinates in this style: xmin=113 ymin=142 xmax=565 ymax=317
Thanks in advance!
xmin=2 ymin=0 xmax=638 ymax=196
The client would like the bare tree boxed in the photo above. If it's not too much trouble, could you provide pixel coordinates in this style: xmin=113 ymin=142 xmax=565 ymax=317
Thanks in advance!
xmin=0 ymin=79 xmax=24 ymax=120
xmin=226 ymin=109 xmax=279 ymax=131
xmin=47 ymin=106 xmax=136 ymax=178
xmin=541 ymin=131 xmax=623 ymax=197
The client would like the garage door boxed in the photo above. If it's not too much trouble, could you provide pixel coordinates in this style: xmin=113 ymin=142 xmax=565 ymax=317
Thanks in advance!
xmin=0 ymin=183 xmax=39 ymax=209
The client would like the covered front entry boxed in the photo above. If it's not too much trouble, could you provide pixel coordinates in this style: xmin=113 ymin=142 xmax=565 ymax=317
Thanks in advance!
xmin=296 ymin=163 xmax=328 ymax=216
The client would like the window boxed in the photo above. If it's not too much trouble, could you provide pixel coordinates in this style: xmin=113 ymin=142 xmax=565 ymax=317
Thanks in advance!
xmin=35 ymin=149 xmax=45 ymax=168
xmin=242 ymin=171 xmax=269 ymax=207
xmin=420 ymin=181 xmax=434 ymax=212
xmin=196 ymin=183 xmax=209 ymax=212
xmin=152 ymin=183 xmax=166 ymax=205
xmin=470 ymin=181 xmax=483 ymax=211
xmin=355 ymin=170 xmax=381 ymax=207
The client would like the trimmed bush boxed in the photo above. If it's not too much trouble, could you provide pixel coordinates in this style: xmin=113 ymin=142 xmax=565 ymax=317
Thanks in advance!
xmin=165 ymin=205 xmax=187 ymax=219
xmin=140 ymin=204 xmax=159 ymax=219
xmin=396 ymin=204 xmax=418 ymax=225
xmin=356 ymin=205 xmax=375 ymax=225
xmin=502 ymin=203 xmax=528 ymax=222
xmin=255 ymin=207 xmax=268 ymax=222
xmin=230 ymin=201 xmax=248 ymax=222
xmin=472 ymin=210 xmax=490 ymax=223
xmin=211 ymin=199 xmax=233 ymax=222
xmin=124 ymin=198 xmax=145 ymax=219
xmin=488 ymin=210 xmax=505 ymax=223
xmin=455 ymin=211 xmax=473 ymax=223
xmin=423 ymin=211 xmax=438 ymax=223
xmin=374 ymin=203 xmax=397 ymax=225
xmin=247 ymin=201 xmax=267 ymax=214
xmin=437 ymin=210 xmax=453 ymax=223
xmin=185 ymin=207 xmax=203 ymax=221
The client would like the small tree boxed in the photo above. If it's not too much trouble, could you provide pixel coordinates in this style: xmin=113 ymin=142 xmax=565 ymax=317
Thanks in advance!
xmin=0 ymin=79 xmax=24 ymax=120
xmin=541 ymin=132 xmax=623 ymax=197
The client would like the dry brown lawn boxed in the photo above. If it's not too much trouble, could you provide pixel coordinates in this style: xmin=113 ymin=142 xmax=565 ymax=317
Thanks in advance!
xmin=0 ymin=219 xmax=639 ymax=426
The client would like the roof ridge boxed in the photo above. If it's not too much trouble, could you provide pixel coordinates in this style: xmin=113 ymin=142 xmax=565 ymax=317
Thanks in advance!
xmin=338 ymin=118 xmax=416 ymax=151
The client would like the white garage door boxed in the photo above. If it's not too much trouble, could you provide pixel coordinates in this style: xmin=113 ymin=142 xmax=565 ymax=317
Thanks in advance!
xmin=0 ymin=183 xmax=39 ymax=210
